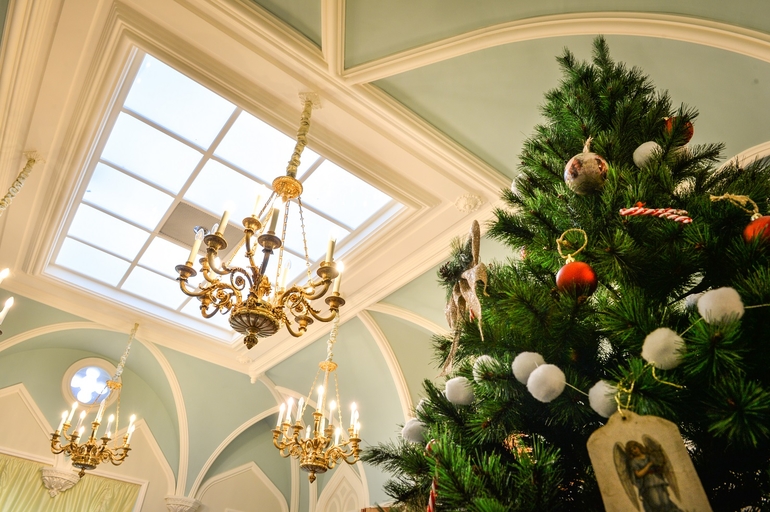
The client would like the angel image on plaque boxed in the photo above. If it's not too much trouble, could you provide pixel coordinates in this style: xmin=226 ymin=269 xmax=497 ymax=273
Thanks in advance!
xmin=614 ymin=436 xmax=683 ymax=512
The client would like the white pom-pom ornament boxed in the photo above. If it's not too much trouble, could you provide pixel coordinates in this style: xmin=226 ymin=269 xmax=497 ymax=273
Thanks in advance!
xmin=415 ymin=399 xmax=427 ymax=414
xmin=697 ymin=287 xmax=744 ymax=324
xmin=473 ymin=355 xmax=497 ymax=383
xmin=401 ymin=418 xmax=427 ymax=444
xmin=642 ymin=327 xmax=684 ymax=369
xmin=589 ymin=380 xmax=618 ymax=418
xmin=512 ymin=352 xmax=545 ymax=384
xmin=445 ymin=376 xmax=475 ymax=406
xmin=685 ymin=292 xmax=704 ymax=310
xmin=526 ymin=364 xmax=566 ymax=403
xmin=633 ymin=141 xmax=662 ymax=168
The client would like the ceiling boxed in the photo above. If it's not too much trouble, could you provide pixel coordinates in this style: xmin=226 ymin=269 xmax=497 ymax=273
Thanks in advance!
xmin=0 ymin=0 xmax=768 ymax=510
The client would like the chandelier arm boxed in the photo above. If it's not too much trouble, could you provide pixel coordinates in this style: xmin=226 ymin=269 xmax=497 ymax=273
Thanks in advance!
xmin=178 ymin=279 xmax=210 ymax=298
xmin=306 ymin=308 xmax=336 ymax=323
xmin=244 ymin=229 xmax=261 ymax=282
xmin=302 ymin=280 xmax=332 ymax=301
xmin=206 ymin=249 xmax=231 ymax=276
xmin=227 ymin=266 xmax=253 ymax=292
xmin=283 ymin=320 xmax=307 ymax=338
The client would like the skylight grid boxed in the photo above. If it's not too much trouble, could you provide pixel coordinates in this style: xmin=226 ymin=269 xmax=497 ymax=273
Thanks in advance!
xmin=51 ymin=50 xmax=402 ymax=342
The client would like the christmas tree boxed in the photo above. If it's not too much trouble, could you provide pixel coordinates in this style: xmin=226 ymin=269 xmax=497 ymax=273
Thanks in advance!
xmin=364 ymin=37 xmax=770 ymax=511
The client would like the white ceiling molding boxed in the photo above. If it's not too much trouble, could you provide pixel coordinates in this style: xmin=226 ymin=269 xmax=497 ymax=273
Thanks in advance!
xmin=315 ymin=462 xmax=366 ymax=512
xmin=0 ymin=321 xmax=103 ymax=355
xmin=195 ymin=461 xmax=289 ymax=512
xmin=188 ymin=407 xmax=278 ymax=498
xmin=366 ymin=302 xmax=449 ymax=336
xmin=136 ymin=337 xmax=191 ymax=497
xmin=342 ymin=12 xmax=770 ymax=85
xmin=357 ymin=310 xmax=412 ymax=422
xmin=321 ymin=0 xmax=345 ymax=76
xmin=722 ymin=139 xmax=770 ymax=169
xmin=0 ymin=384 xmax=56 ymax=463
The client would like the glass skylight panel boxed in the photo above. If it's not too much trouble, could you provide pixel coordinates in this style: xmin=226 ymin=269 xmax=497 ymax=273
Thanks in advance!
xmin=276 ymin=205 xmax=350 ymax=259
xmin=214 ymin=111 xmax=319 ymax=183
xmin=83 ymin=163 xmax=174 ymax=230
xmin=184 ymin=160 xmax=269 ymax=221
xmin=122 ymin=267 xmax=187 ymax=309
xmin=101 ymin=113 xmax=202 ymax=193
xmin=56 ymin=238 xmax=131 ymax=286
xmin=301 ymin=160 xmax=392 ymax=229
xmin=138 ymin=237 xmax=191 ymax=279
xmin=68 ymin=204 xmax=149 ymax=260
xmin=124 ymin=56 xmax=235 ymax=149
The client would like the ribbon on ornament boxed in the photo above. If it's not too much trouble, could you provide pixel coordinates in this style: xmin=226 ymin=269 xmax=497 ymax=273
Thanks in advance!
xmin=710 ymin=193 xmax=762 ymax=221
xmin=442 ymin=220 xmax=489 ymax=374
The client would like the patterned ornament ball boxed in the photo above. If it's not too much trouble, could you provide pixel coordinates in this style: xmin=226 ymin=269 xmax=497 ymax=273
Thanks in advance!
xmin=664 ymin=116 xmax=694 ymax=144
xmin=556 ymin=261 xmax=598 ymax=296
xmin=744 ymin=215 xmax=770 ymax=243
xmin=563 ymin=138 xmax=608 ymax=195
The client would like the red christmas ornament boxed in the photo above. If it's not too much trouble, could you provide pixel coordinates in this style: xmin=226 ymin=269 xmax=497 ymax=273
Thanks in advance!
xmin=563 ymin=137 xmax=608 ymax=195
xmin=556 ymin=261 xmax=598 ymax=296
xmin=744 ymin=215 xmax=770 ymax=243
xmin=664 ymin=116 xmax=694 ymax=144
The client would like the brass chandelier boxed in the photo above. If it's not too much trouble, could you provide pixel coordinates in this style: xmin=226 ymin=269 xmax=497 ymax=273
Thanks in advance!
xmin=50 ymin=325 xmax=139 ymax=477
xmin=272 ymin=313 xmax=361 ymax=483
xmin=175 ymin=96 xmax=345 ymax=349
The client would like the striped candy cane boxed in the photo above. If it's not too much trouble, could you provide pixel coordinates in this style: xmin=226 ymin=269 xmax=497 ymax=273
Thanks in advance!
xmin=426 ymin=440 xmax=438 ymax=512
xmin=619 ymin=205 xmax=692 ymax=224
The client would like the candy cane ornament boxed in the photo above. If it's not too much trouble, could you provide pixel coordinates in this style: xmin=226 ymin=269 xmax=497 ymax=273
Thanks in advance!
xmin=619 ymin=203 xmax=692 ymax=224
xmin=426 ymin=439 xmax=438 ymax=512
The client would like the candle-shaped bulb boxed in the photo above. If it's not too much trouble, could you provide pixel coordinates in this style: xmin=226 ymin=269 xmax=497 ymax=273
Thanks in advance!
xmin=0 ymin=296 xmax=14 ymax=324
xmin=67 ymin=402 xmax=78 ymax=423
xmin=349 ymin=402 xmax=357 ymax=428
xmin=216 ymin=210 xmax=231 ymax=235
xmin=334 ymin=427 xmax=341 ymax=446
xmin=0 ymin=268 xmax=9 ymax=286
xmin=305 ymin=425 xmax=311 ymax=439
xmin=188 ymin=229 xmax=205 ymax=264
xmin=286 ymin=398 xmax=295 ymax=424
xmin=297 ymin=397 xmax=305 ymax=422
xmin=316 ymin=386 xmax=324 ymax=411
xmin=128 ymin=414 xmax=136 ymax=431
xmin=77 ymin=426 xmax=85 ymax=437
xmin=329 ymin=400 xmax=336 ymax=426
xmin=57 ymin=411 xmax=68 ymax=432
xmin=268 ymin=208 xmax=279 ymax=233
xmin=126 ymin=425 xmax=135 ymax=445
xmin=75 ymin=410 xmax=86 ymax=430
xmin=279 ymin=261 xmax=292 ymax=290
xmin=325 ymin=232 xmax=337 ymax=263
xmin=252 ymin=194 xmax=263 ymax=217
xmin=355 ymin=421 xmax=361 ymax=437
xmin=95 ymin=397 xmax=107 ymax=423
xmin=320 ymin=414 xmax=325 ymax=433
xmin=105 ymin=414 xmax=114 ymax=438
xmin=277 ymin=403 xmax=286 ymax=427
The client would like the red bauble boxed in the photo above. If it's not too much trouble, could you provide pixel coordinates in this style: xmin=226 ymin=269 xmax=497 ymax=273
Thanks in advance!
xmin=744 ymin=216 xmax=770 ymax=243
xmin=556 ymin=261 xmax=598 ymax=296
xmin=664 ymin=116 xmax=694 ymax=144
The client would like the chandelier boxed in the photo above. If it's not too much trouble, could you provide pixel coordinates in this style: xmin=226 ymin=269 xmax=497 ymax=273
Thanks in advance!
xmin=50 ymin=325 xmax=139 ymax=477
xmin=175 ymin=95 xmax=345 ymax=349
xmin=272 ymin=313 xmax=361 ymax=483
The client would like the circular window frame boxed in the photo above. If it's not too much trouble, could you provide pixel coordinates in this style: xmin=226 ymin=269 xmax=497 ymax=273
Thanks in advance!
xmin=62 ymin=358 xmax=119 ymax=407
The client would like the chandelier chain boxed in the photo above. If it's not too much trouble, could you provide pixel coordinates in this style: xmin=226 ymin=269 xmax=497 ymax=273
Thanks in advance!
xmin=297 ymin=197 xmax=313 ymax=282
xmin=285 ymin=99 xmax=313 ymax=179
xmin=275 ymin=199 xmax=292 ymax=293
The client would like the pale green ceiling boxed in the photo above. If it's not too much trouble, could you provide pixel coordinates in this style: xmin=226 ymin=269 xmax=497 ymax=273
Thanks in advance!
xmin=251 ymin=0 xmax=321 ymax=46
xmin=375 ymin=35 xmax=770 ymax=179
xmin=344 ymin=0 xmax=770 ymax=67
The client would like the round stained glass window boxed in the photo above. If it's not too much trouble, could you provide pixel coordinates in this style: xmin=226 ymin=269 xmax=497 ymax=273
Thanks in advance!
xmin=63 ymin=358 xmax=117 ymax=406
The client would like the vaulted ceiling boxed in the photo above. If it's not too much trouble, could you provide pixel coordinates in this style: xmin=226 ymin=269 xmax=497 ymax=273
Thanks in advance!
xmin=0 ymin=0 xmax=768 ymax=510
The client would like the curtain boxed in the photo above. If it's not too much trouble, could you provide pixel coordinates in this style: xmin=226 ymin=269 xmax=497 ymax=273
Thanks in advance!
xmin=0 ymin=453 xmax=140 ymax=512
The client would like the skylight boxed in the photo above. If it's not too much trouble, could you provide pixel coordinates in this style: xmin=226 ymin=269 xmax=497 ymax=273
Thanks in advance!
xmin=49 ymin=53 xmax=401 ymax=343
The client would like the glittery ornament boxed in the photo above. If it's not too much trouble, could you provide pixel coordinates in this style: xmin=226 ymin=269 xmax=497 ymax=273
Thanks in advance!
xmin=564 ymin=137 xmax=608 ymax=195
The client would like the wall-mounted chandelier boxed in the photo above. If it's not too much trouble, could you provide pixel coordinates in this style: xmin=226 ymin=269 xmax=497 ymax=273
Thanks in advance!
xmin=175 ymin=95 xmax=345 ymax=349
xmin=272 ymin=313 xmax=361 ymax=483
xmin=50 ymin=325 xmax=139 ymax=477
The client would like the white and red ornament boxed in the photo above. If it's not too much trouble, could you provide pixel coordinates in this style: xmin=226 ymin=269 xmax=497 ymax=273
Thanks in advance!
xmin=641 ymin=328 xmax=685 ymax=370
xmin=632 ymin=141 xmax=662 ymax=168
xmin=564 ymin=137 xmax=608 ymax=195
xmin=619 ymin=203 xmax=692 ymax=224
